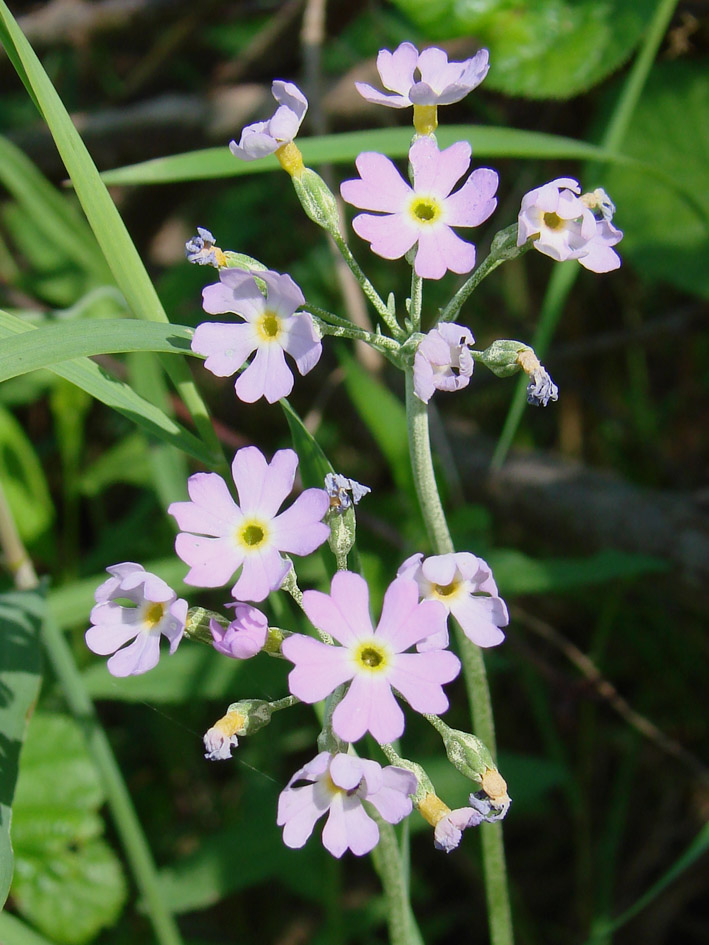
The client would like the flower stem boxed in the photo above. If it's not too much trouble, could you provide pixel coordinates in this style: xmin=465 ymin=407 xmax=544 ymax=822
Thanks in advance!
xmin=0 ymin=486 xmax=183 ymax=945
xmin=370 ymin=818 xmax=425 ymax=945
xmin=331 ymin=233 xmax=405 ymax=339
xmin=404 ymin=367 xmax=514 ymax=945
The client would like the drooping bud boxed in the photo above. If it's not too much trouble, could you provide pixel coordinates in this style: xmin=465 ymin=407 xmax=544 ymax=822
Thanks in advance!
xmin=185 ymin=228 xmax=226 ymax=268
xmin=517 ymin=348 xmax=559 ymax=407
xmin=203 ymin=699 xmax=274 ymax=761
xmin=477 ymin=339 xmax=531 ymax=378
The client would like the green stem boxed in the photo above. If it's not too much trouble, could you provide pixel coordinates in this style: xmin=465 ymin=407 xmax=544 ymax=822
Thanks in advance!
xmin=405 ymin=367 xmax=514 ymax=945
xmin=370 ymin=818 xmax=425 ymax=945
xmin=0 ymin=487 xmax=183 ymax=945
xmin=492 ymin=0 xmax=679 ymax=468
xmin=409 ymin=273 xmax=423 ymax=332
xmin=331 ymin=233 xmax=405 ymax=339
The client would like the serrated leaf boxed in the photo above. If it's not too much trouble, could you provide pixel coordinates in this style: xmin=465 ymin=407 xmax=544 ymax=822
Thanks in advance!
xmin=602 ymin=59 xmax=709 ymax=299
xmin=390 ymin=0 xmax=660 ymax=99
xmin=0 ymin=589 xmax=44 ymax=908
xmin=10 ymin=714 xmax=127 ymax=945
xmin=488 ymin=548 xmax=667 ymax=596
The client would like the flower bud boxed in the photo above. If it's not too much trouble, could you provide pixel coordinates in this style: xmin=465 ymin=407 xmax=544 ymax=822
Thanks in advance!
xmin=436 ymin=723 xmax=497 ymax=782
xmin=185 ymin=606 xmax=228 ymax=646
xmin=291 ymin=168 xmax=342 ymax=237
xmin=478 ymin=340 xmax=531 ymax=378
xmin=203 ymin=699 xmax=273 ymax=760
xmin=221 ymin=251 xmax=268 ymax=272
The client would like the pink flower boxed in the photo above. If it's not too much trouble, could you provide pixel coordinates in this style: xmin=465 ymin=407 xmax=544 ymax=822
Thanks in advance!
xmin=168 ymin=446 xmax=330 ymax=603
xmin=397 ymin=552 xmax=508 ymax=650
xmin=85 ymin=563 xmax=186 ymax=677
xmin=356 ymin=42 xmax=489 ymax=108
xmin=413 ymin=323 xmax=474 ymax=403
xmin=282 ymin=571 xmax=460 ymax=743
xmin=210 ymin=604 xmax=268 ymax=659
xmin=195 ymin=268 xmax=322 ymax=404
xmin=340 ymin=137 xmax=498 ymax=280
xmin=230 ymin=81 xmax=307 ymax=161
xmin=434 ymin=806 xmax=484 ymax=853
xmin=517 ymin=178 xmax=622 ymax=272
xmin=277 ymin=751 xmax=416 ymax=857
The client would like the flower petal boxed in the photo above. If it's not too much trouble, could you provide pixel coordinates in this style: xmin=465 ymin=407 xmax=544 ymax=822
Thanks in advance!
xmin=387 ymin=650 xmax=461 ymax=714
xmin=231 ymin=446 xmax=297 ymax=518
xmin=282 ymin=635 xmax=354 ymax=702
xmin=192 ymin=322 xmax=257 ymax=378
xmin=444 ymin=167 xmax=499 ymax=227
xmin=322 ymin=795 xmax=379 ymax=857
xmin=341 ymin=152 xmax=411 ymax=212
xmin=415 ymin=226 xmax=475 ymax=279
xmin=106 ymin=633 xmax=160 ymax=677
xmin=332 ymin=675 xmax=404 ymax=743
xmin=410 ymin=138 xmax=471 ymax=198
xmin=175 ymin=534 xmax=243 ymax=587
xmin=232 ymin=547 xmax=290 ymax=602
xmin=235 ymin=345 xmax=294 ymax=404
xmin=352 ymin=212 xmax=419 ymax=261
xmin=270 ymin=489 xmax=329 ymax=555
xmin=280 ymin=313 xmax=322 ymax=376
xmin=302 ymin=571 xmax=375 ymax=647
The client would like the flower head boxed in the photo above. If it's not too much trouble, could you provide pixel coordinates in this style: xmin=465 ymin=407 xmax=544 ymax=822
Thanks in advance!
xmin=194 ymin=268 xmax=322 ymax=404
xmin=277 ymin=751 xmax=416 ymax=857
xmin=413 ymin=322 xmax=474 ymax=403
xmin=434 ymin=806 xmax=484 ymax=853
xmin=282 ymin=571 xmax=460 ymax=743
xmin=203 ymin=720 xmax=240 ymax=761
xmin=356 ymin=42 xmax=489 ymax=109
xmin=517 ymin=178 xmax=622 ymax=272
xmin=210 ymin=603 xmax=268 ymax=659
xmin=397 ymin=552 xmax=508 ymax=650
xmin=185 ymin=227 xmax=225 ymax=267
xmin=230 ymin=80 xmax=307 ymax=161
xmin=341 ymin=137 xmax=498 ymax=280
xmin=324 ymin=472 xmax=371 ymax=513
xmin=85 ymin=563 xmax=186 ymax=677
xmin=168 ymin=446 xmax=330 ymax=602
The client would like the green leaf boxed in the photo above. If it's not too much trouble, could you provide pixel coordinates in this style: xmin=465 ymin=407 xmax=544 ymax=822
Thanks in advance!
xmin=98 ymin=125 xmax=626 ymax=186
xmin=0 ymin=407 xmax=54 ymax=544
xmin=281 ymin=398 xmax=334 ymax=489
xmin=0 ymin=310 xmax=215 ymax=466
xmin=0 ymin=318 xmax=194 ymax=384
xmin=0 ymin=589 xmax=44 ymax=908
xmin=10 ymin=713 xmax=127 ymax=945
xmin=0 ymin=913 xmax=58 ymax=945
xmin=488 ymin=548 xmax=667 ymax=596
xmin=390 ymin=0 xmax=661 ymax=99
xmin=77 ymin=433 xmax=152 ymax=496
xmin=338 ymin=350 xmax=414 ymax=499
xmin=602 ymin=59 xmax=709 ymax=299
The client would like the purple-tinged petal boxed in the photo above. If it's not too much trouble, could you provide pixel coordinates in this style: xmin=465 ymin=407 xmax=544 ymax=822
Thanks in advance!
xmin=235 ymin=344 xmax=294 ymax=404
xmin=229 ymin=130 xmax=279 ymax=161
xmin=201 ymin=273 xmax=255 ymax=315
xmin=377 ymin=577 xmax=428 ymax=651
xmin=444 ymin=168 xmax=499 ymax=226
xmin=352 ymin=212 xmax=419 ymax=261
xmin=397 ymin=553 xmax=423 ymax=581
xmin=410 ymin=138 xmax=471 ymax=198
xmin=231 ymin=446 xmax=297 ymax=518
xmin=270 ymin=489 xmax=330 ymax=555
xmin=341 ymin=153 xmax=411 ymax=212
xmin=414 ymin=226 xmax=475 ymax=279
xmin=282 ymin=634 xmax=354 ymax=702
xmin=232 ymin=547 xmax=290 ymax=602
xmin=366 ymin=767 xmax=416 ymax=823
xmin=412 ymin=352 xmax=436 ymax=403
xmin=280 ymin=313 xmax=322 ymax=375
xmin=332 ymin=675 xmax=404 ymax=744
xmin=450 ymin=595 xmax=506 ymax=647
xmin=377 ymin=42 xmax=418 ymax=95
xmin=259 ymin=269 xmax=305 ymax=315
xmin=353 ymin=82 xmax=410 ymax=108
xmin=415 ymin=625 xmax=450 ymax=652
xmin=279 ymin=784 xmax=328 ymax=849
xmin=271 ymin=80 xmax=308 ymax=123
xmin=85 ymin=616 xmax=139 ymax=656
xmin=192 ymin=322 xmax=257 ymax=378
xmin=168 ymin=472 xmax=240 ymax=536
xmin=388 ymin=650 xmax=461 ymax=713
xmin=420 ymin=554 xmax=458 ymax=587
xmin=323 ymin=796 xmax=379 ymax=857
xmin=106 ymin=633 xmax=161 ymax=677
xmin=329 ymin=753 xmax=365 ymax=791
xmin=302 ymin=571 xmax=375 ymax=647
xmin=175 ymin=534 xmax=243 ymax=587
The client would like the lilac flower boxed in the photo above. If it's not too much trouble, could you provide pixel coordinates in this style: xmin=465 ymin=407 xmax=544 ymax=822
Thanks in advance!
xmin=185 ymin=227 xmax=223 ymax=267
xmin=356 ymin=42 xmax=489 ymax=108
xmin=434 ymin=806 xmax=484 ymax=853
xmin=194 ymin=268 xmax=322 ymax=404
xmin=282 ymin=571 xmax=460 ymax=744
xmin=85 ymin=563 xmax=186 ymax=677
xmin=203 ymin=722 xmax=239 ymax=761
xmin=517 ymin=178 xmax=622 ymax=272
xmin=397 ymin=552 xmax=508 ymax=650
xmin=413 ymin=323 xmax=474 ymax=403
xmin=168 ymin=446 xmax=330 ymax=603
xmin=324 ymin=472 xmax=371 ymax=512
xmin=341 ymin=137 xmax=498 ymax=280
xmin=230 ymin=80 xmax=307 ymax=161
xmin=277 ymin=751 xmax=416 ymax=857
xmin=210 ymin=604 xmax=268 ymax=659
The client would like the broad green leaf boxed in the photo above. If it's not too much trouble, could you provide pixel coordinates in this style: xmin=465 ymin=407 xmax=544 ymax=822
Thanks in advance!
xmin=602 ymin=59 xmax=709 ymax=299
xmin=0 ymin=407 xmax=54 ymax=544
xmin=0 ymin=318 xmax=194 ymax=384
xmin=339 ymin=350 xmax=414 ymax=499
xmin=0 ymin=912 xmax=58 ymax=945
xmin=0 ymin=590 xmax=44 ymax=908
xmin=10 ymin=713 xmax=127 ymax=945
xmin=488 ymin=548 xmax=667 ymax=596
xmin=99 ymin=125 xmax=625 ymax=186
xmin=0 ymin=310 xmax=215 ymax=466
xmin=0 ymin=135 xmax=107 ymax=279
xmin=390 ymin=0 xmax=660 ymax=99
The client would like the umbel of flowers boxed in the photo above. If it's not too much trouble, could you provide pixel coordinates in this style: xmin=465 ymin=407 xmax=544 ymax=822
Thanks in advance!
xmin=86 ymin=42 xmax=621 ymax=864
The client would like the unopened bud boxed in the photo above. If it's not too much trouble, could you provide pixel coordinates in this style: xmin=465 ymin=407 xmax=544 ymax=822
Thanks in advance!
xmin=435 ymin=722 xmax=496 ymax=782
xmin=478 ymin=340 xmax=531 ymax=378
xmin=221 ymin=251 xmax=268 ymax=273
xmin=203 ymin=700 xmax=273 ymax=761
xmin=185 ymin=606 xmax=228 ymax=646
xmin=291 ymin=168 xmax=342 ymax=237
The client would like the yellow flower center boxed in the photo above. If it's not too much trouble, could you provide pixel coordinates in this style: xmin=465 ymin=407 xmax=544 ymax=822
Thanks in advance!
xmin=256 ymin=311 xmax=282 ymax=342
xmin=143 ymin=601 xmax=166 ymax=629
xmin=410 ymin=196 xmax=442 ymax=226
xmin=353 ymin=640 xmax=390 ymax=674
xmin=431 ymin=579 xmax=460 ymax=601
xmin=236 ymin=518 xmax=269 ymax=550
xmin=542 ymin=211 xmax=564 ymax=230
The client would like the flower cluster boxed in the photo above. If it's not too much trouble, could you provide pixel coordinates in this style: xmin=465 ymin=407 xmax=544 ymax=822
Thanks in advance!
xmin=85 ymin=38 xmax=623 ymax=863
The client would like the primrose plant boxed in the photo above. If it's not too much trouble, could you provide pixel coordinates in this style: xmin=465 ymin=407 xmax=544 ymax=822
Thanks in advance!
xmin=86 ymin=40 xmax=621 ymax=937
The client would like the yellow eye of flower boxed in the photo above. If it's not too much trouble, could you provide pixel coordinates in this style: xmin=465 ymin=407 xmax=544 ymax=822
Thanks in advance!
xmin=542 ymin=211 xmax=564 ymax=231
xmin=236 ymin=519 xmax=269 ymax=550
xmin=354 ymin=640 xmax=390 ymax=673
xmin=431 ymin=579 xmax=460 ymax=600
xmin=410 ymin=196 xmax=441 ymax=225
xmin=143 ymin=602 xmax=165 ymax=628
xmin=256 ymin=311 xmax=282 ymax=341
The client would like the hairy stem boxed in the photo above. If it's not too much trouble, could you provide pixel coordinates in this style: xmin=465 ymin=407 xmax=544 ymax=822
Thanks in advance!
xmin=405 ymin=367 xmax=514 ymax=945
xmin=370 ymin=817 xmax=425 ymax=945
